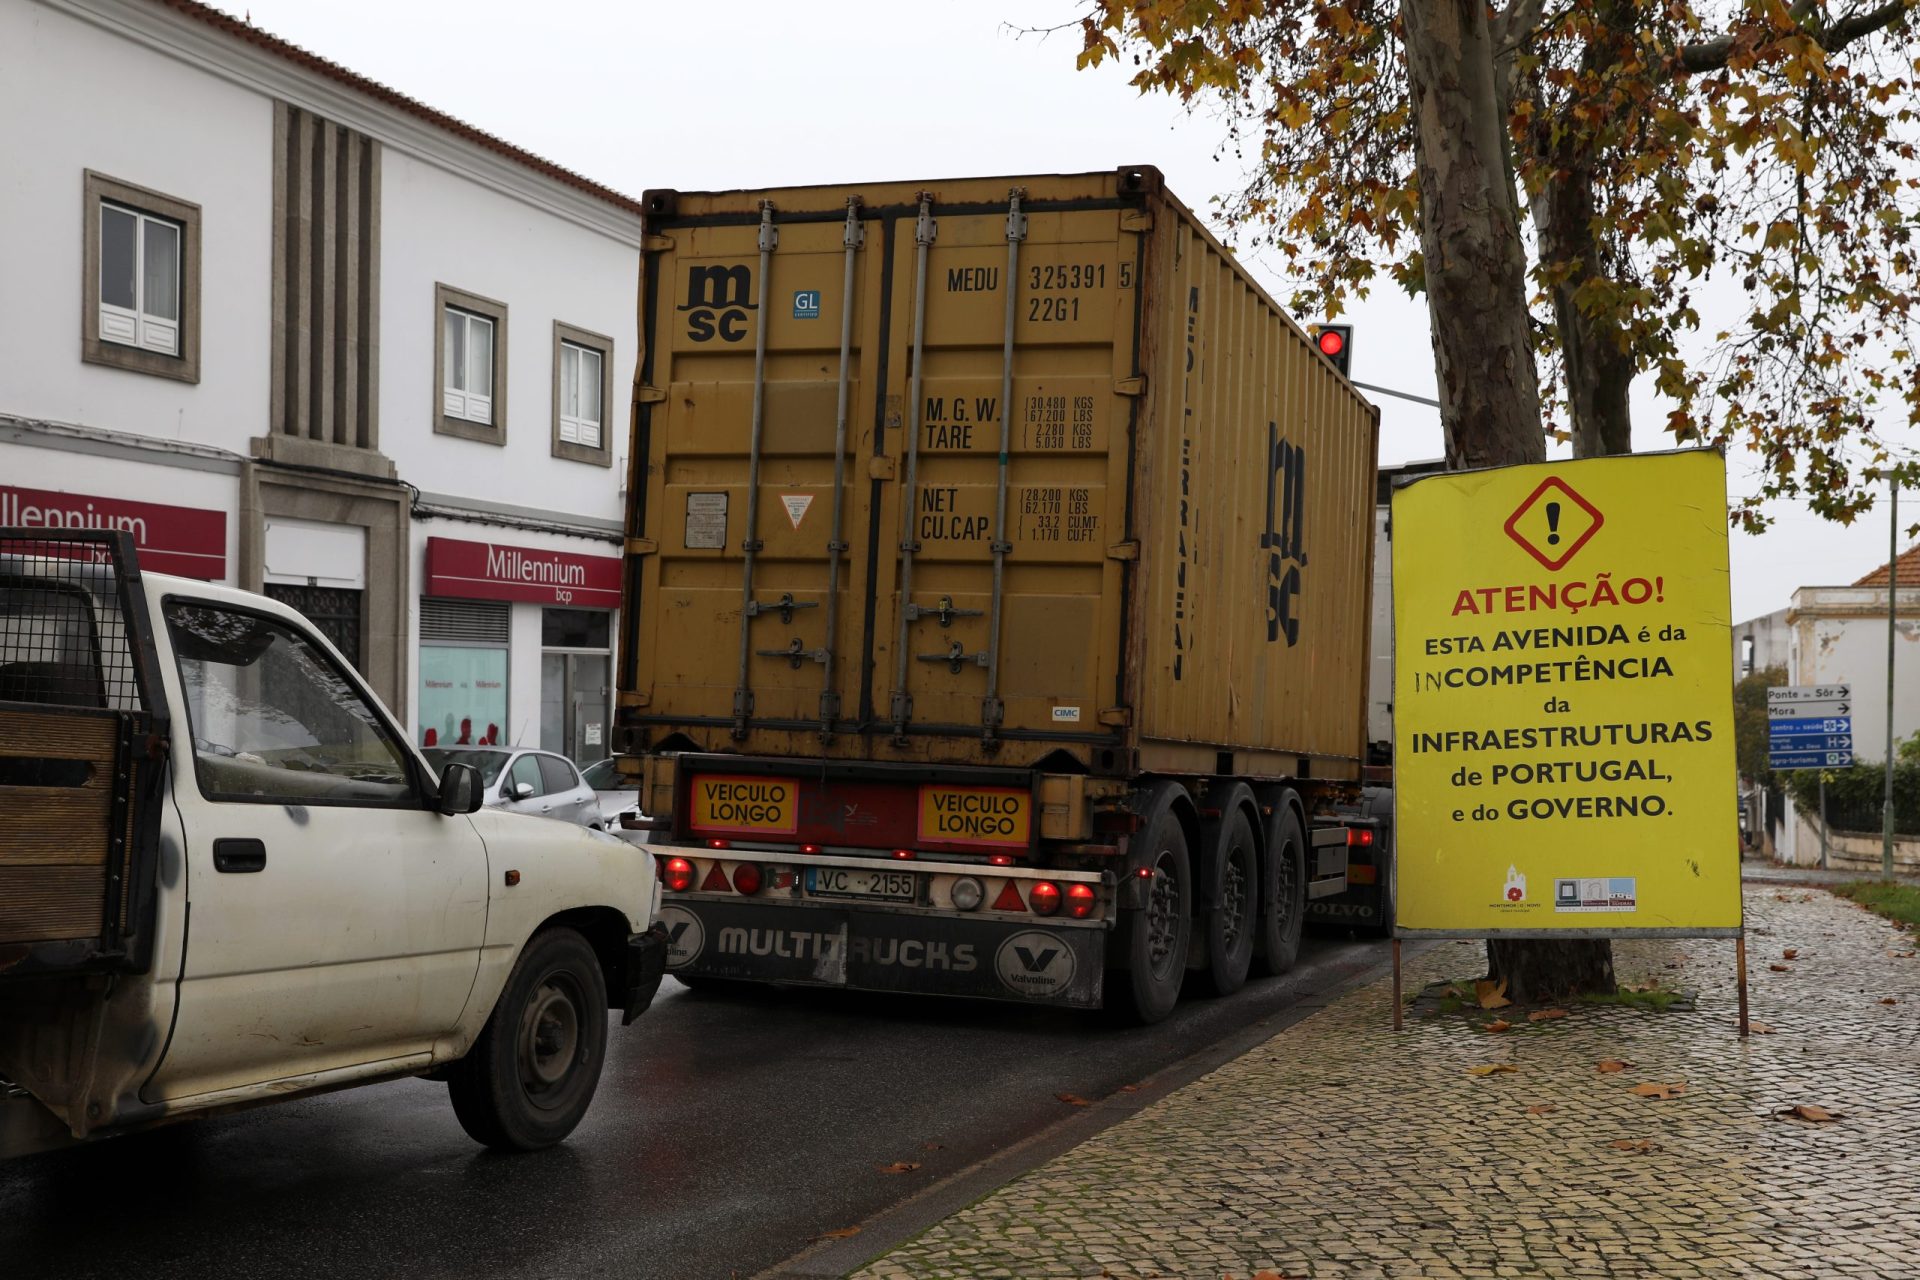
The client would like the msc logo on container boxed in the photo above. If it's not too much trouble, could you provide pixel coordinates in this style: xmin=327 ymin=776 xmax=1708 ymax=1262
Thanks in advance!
xmin=679 ymin=264 xmax=756 ymax=343
xmin=792 ymin=290 xmax=821 ymax=319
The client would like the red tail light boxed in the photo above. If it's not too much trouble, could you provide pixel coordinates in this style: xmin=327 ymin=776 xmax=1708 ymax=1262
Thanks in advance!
xmin=707 ymin=838 xmax=732 ymax=850
xmin=1347 ymin=827 xmax=1375 ymax=847
xmin=732 ymin=863 xmax=763 ymax=895
xmin=801 ymin=844 xmax=821 ymax=855
xmin=988 ymin=854 xmax=1015 ymax=866
xmin=660 ymin=856 xmax=695 ymax=893
xmin=1029 ymin=881 xmax=1061 ymax=917
xmin=1065 ymin=883 xmax=1096 ymax=919
xmin=892 ymin=849 xmax=916 ymax=860
xmin=991 ymin=881 xmax=1026 ymax=912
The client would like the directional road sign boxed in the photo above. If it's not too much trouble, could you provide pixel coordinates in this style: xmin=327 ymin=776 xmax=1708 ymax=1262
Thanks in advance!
xmin=1769 ymin=685 xmax=1854 ymax=769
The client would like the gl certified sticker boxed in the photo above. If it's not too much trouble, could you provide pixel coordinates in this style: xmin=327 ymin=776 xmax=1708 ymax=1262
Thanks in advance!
xmin=658 ymin=904 xmax=705 ymax=969
xmin=994 ymin=930 xmax=1076 ymax=997
xmin=792 ymin=290 xmax=821 ymax=319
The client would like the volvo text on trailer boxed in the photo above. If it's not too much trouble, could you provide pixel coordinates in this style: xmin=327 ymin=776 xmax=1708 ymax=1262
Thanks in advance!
xmin=613 ymin=167 xmax=1392 ymax=1022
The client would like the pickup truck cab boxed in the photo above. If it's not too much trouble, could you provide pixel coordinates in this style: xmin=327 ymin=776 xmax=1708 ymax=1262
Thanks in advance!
xmin=0 ymin=530 xmax=665 ymax=1156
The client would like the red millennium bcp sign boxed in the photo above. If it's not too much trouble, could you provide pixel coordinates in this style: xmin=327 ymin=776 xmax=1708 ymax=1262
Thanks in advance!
xmin=424 ymin=536 xmax=621 ymax=607
xmin=0 ymin=484 xmax=227 ymax=579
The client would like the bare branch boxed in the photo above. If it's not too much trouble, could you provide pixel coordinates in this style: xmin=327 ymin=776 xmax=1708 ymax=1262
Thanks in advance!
xmin=1676 ymin=0 xmax=1913 ymax=74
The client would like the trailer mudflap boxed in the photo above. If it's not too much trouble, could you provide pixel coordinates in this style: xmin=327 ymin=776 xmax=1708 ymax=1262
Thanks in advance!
xmin=658 ymin=899 xmax=1104 ymax=1009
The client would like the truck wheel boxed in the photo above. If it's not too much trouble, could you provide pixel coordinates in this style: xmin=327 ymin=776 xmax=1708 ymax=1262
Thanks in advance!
xmin=448 ymin=928 xmax=609 ymax=1152
xmin=1200 ymin=808 xmax=1259 ymax=997
xmin=1252 ymin=802 xmax=1305 ymax=977
xmin=1112 ymin=804 xmax=1191 ymax=1025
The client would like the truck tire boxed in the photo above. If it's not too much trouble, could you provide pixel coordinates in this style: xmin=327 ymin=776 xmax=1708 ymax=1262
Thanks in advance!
xmin=1111 ymin=803 xmax=1192 ymax=1025
xmin=448 ymin=928 xmax=609 ymax=1152
xmin=1199 ymin=808 xmax=1259 ymax=997
xmin=1252 ymin=801 xmax=1306 ymax=977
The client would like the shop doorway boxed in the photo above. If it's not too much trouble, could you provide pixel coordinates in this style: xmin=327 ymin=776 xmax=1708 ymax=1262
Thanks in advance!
xmin=541 ymin=608 xmax=610 ymax=764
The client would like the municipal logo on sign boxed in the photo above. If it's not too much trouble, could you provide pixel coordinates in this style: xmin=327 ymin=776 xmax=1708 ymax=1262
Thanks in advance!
xmin=994 ymin=930 xmax=1075 ymax=997
xmin=793 ymin=290 xmax=821 ymax=319
xmin=1503 ymin=476 xmax=1603 ymax=571
xmin=658 ymin=905 xmax=705 ymax=969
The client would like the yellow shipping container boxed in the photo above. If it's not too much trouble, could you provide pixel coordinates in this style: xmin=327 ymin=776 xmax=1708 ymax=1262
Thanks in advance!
xmin=616 ymin=167 xmax=1378 ymax=783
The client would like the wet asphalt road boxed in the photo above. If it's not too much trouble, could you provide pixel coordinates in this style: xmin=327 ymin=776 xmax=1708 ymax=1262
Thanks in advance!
xmin=1 ymin=935 xmax=1386 ymax=1280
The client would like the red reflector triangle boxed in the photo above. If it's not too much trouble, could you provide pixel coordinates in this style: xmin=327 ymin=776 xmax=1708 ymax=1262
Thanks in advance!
xmin=991 ymin=880 xmax=1026 ymax=912
xmin=700 ymin=863 xmax=730 ymax=893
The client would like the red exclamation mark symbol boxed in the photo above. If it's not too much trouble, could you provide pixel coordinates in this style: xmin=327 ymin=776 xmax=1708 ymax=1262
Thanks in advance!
xmin=1545 ymin=501 xmax=1562 ymax=546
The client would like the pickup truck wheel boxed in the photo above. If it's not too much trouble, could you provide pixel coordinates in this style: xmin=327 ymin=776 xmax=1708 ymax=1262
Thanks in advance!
xmin=448 ymin=928 xmax=608 ymax=1152
xmin=1110 ymin=805 xmax=1190 ymax=1026
xmin=1251 ymin=802 xmax=1305 ymax=977
xmin=1199 ymin=809 xmax=1258 ymax=997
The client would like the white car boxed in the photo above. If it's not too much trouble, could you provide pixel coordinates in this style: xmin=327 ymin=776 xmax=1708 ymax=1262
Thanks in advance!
xmin=580 ymin=756 xmax=641 ymax=828
xmin=423 ymin=746 xmax=603 ymax=829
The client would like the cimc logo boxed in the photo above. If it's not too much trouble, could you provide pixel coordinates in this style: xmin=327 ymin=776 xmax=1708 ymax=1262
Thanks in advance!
xmin=678 ymin=264 xmax=757 ymax=342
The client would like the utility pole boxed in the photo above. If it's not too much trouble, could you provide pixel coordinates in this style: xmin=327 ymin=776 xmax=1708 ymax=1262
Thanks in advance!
xmin=1884 ymin=477 xmax=1899 ymax=880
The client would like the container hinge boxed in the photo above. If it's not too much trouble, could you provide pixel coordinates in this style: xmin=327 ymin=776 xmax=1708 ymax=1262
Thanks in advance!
xmin=981 ymin=697 xmax=1005 ymax=727
xmin=618 ymin=691 xmax=651 ymax=708
xmin=758 ymin=211 xmax=780 ymax=253
xmin=732 ymin=690 xmax=755 ymax=718
xmin=889 ymin=691 xmax=912 ymax=725
xmin=818 ymin=690 xmax=842 ymax=722
xmin=905 ymin=595 xmax=982 ymax=627
xmin=1106 ymin=541 xmax=1140 ymax=562
xmin=745 ymin=592 xmax=817 ymax=624
xmin=1120 ymin=210 xmax=1154 ymax=234
xmin=757 ymin=638 xmax=829 ymax=670
xmin=626 ymin=537 xmax=658 ymax=556
xmin=1005 ymin=189 xmax=1028 ymax=243
xmin=643 ymin=234 xmax=675 ymax=253
xmin=915 ymin=197 xmax=938 ymax=246
xmin=1099 ymin=706 xmax=1133 ymax=727
xmin=989 ymin=540 xmax=1013 ymax=555
xmin=869 ymin=456 xmax=897 ymax=481
xmin=1113 ymin=375 xmax=1147 ymax=397
xmin=636 ymin=385 xmax=667 ymax=404
xmin=918 ymin=641 xmax=989 ymax=674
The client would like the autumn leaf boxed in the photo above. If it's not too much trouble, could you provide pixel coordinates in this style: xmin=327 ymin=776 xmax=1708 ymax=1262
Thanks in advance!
xmin=1596 ymin=1059 xmax=1632 ymax=1073
xmin=1775 ymin=1104 xmax=1846 ymax=1122
xmin=876 ymin=1161 xmax=921 ymax=1174
xmin=1485 ymin=1019 xmax=1512 ymax=1033
xmin=1466 ymin=1063 xmax=1518 ymax=1076
xmin=1782 ymin=948 xmax=1798 ymax=960
xmin=1630 ymin=1081 xmax=1686 ymax=1100
xmin=1119 ymin=1084 xmax=1141 ymax=1093
xmin=811 ymin=1226 xmax=862 ymax=1241
xmin=1527 ymin=1008 xmax=1570 ymax=1022
xmin=1769 ymin=964 xmax=1790 ymax=972
xmin=1056 ymin=1093 xmax=1092 ymax=1107
xmin=921 ymin=1141 xmax=944 ymax=1151
xmin=1748 ymin=1021 xmax=1776 ymax=1034
xmin=1880 ymin=997 xmax=1899 ymax=1006
xmin=1610 ymin=1138 xmax=1660 ymax=1153
xmin=1526 ymin=1103 xmax=1557 ymax=1115
xmin=1475 ymin=978 xmax=1512 ymax=1010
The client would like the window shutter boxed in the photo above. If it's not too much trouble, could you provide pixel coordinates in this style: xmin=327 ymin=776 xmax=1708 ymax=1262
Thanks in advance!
xmin=420 ymin=598 xmax=511 ymax=644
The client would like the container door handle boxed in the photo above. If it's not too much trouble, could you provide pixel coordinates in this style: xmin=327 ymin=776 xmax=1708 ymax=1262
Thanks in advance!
xmin=212 ymin=838 xmax=267 ymax=873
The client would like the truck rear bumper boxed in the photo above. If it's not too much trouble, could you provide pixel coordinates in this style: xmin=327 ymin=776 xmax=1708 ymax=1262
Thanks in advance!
xmin=659 ymin=897 xmax=1106 ymax=1009
xmin=622 ymin=923 xmax=670 ymax=1026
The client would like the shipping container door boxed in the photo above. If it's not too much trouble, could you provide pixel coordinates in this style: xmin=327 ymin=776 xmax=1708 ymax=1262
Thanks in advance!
xmin=871 ymin=197 xmax=1135 ymax=750
xmin=640 ymin=209 xmax=880 ymax=738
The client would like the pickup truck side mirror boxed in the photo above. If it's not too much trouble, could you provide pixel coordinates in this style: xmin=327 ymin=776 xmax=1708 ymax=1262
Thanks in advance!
xmin=436 ymin=762 xmax=486 ymax=816
xmin=512 ymin=781 xmax=536 ymax=800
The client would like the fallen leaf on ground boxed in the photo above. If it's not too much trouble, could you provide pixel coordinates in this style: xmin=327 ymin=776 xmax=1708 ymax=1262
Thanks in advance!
xmin=1610 ymin=1139 xmax=1660 ymax=1153
xmin=1252 ymin=1271 xmax=1294 ymax=1280
xmin=1630 ymin=1081 xmax=1687 ymax=1100
xmin=1056 ymin=1093 xmax=1092 ymax=1107
xmin=1880 ymin=997 xmax=1899 ymax=1006
xmin=1485 ymin=1019 xmax=1512 ymax=1033
xmin=1475 ymin=978 xmax=1512 ymax=1009
xmin=920 ymin=1141 xmax=944 ymax=1151
xmin=1892 ymin=950 xmax=1915 ymax=959
xmin=1620 ymin=981 xmax=1657 ymax=993
xmin=1769 ymin=964 xmax=1790 ymax=972
xmin=1775 ymin=1104 xmax=1846 ymax=1123
xmin=1466 ymin=1063 xmax=1518 ymax=1076
xmin=1782 ymin=948 xmax=1799 ymax=960
xmin=1596 ymin=1059 xmax=1632 ymax=1073
xmin=1526 ymin=1103 xmax=1556 ymax=1115
xmin=1748 ymin=1021 xmax=1776 ymax=1034
xmin=876 ymin=1161 xmax=921 ymax=1174
xmin=1119 ymin=1084 xmax=1140 ymax=1093
xmin=811 ymin=1226 xmax=861 ymax=1241
xmin=1528 ymin=1008 xmax=1570 ymax=1022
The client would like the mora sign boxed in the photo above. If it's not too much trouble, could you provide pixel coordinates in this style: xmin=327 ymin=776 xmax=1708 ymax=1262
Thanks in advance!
xmin=1390 ymin=450 xmax=1741 ymax=938
xmin=424 ymin=536 xmax=620 ymax=607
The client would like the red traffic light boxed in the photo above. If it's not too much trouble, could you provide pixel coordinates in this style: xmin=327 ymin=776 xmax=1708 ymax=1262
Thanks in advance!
xmin=1318 ymin=330 xmax=1345 ymax=358
xmin=1314 ymin=323 xmax=1353 ymax=375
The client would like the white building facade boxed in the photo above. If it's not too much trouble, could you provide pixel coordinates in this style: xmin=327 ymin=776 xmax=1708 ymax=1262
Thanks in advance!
xmin=0 ymin=0 xmax=641 ymax=764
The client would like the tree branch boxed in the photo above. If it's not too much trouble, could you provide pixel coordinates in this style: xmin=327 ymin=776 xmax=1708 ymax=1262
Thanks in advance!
xmin=1676 ymin=0 xmax=1913 ymax=74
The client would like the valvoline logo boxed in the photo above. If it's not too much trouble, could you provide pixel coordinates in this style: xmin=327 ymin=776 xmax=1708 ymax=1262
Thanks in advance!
xmin=678 ymin=264 xmax=756 ymax=343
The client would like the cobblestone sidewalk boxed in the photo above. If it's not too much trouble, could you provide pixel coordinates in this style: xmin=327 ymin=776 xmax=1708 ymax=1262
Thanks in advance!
xmin=852 ymin=887 xmax=1920 ymax=1279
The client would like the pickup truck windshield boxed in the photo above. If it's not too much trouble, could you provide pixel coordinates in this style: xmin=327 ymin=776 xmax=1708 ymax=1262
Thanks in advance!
xmin=164 ymin=600 xmax=416 ymax=806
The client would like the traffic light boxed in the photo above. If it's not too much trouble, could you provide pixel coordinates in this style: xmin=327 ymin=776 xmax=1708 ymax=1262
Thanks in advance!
xmin=1314 ymin=323 xmax=1352 ymax=377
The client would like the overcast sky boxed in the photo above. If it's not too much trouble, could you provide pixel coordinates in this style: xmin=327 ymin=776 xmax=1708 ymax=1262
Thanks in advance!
xmin=222 ymin=0 xmax=1915 ymax=622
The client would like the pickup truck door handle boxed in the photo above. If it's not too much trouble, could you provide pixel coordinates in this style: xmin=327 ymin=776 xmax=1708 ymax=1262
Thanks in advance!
xmin=212 ymin=838 xmax=267 ymax=873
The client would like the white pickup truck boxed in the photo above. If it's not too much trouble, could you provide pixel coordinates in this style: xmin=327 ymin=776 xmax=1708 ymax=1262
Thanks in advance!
xmin=0 ymin=529 xmax=665 ymax=1157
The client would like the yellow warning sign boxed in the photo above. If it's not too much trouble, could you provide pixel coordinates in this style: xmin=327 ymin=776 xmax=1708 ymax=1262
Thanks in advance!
xmin=1391 ymin=451 xmax=1742 ymax=937
xmin=688 ymin=775 xmax=798 ymax=836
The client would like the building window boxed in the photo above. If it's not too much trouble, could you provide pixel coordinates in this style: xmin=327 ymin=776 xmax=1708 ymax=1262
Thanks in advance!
xmin=418 ymin=598 xmax=510 ymax=749
xmin=552 ymin=322 xmax=614 ymax=466
xmin=82 ymin=171 xmax=201 ymax=383
xmin=434 ymin=283 xmax=507 ymax=444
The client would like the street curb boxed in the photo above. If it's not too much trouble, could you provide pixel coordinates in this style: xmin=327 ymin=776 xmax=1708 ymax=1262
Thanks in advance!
xmin=750 ymin=942 xmax=1422 ymax=1280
